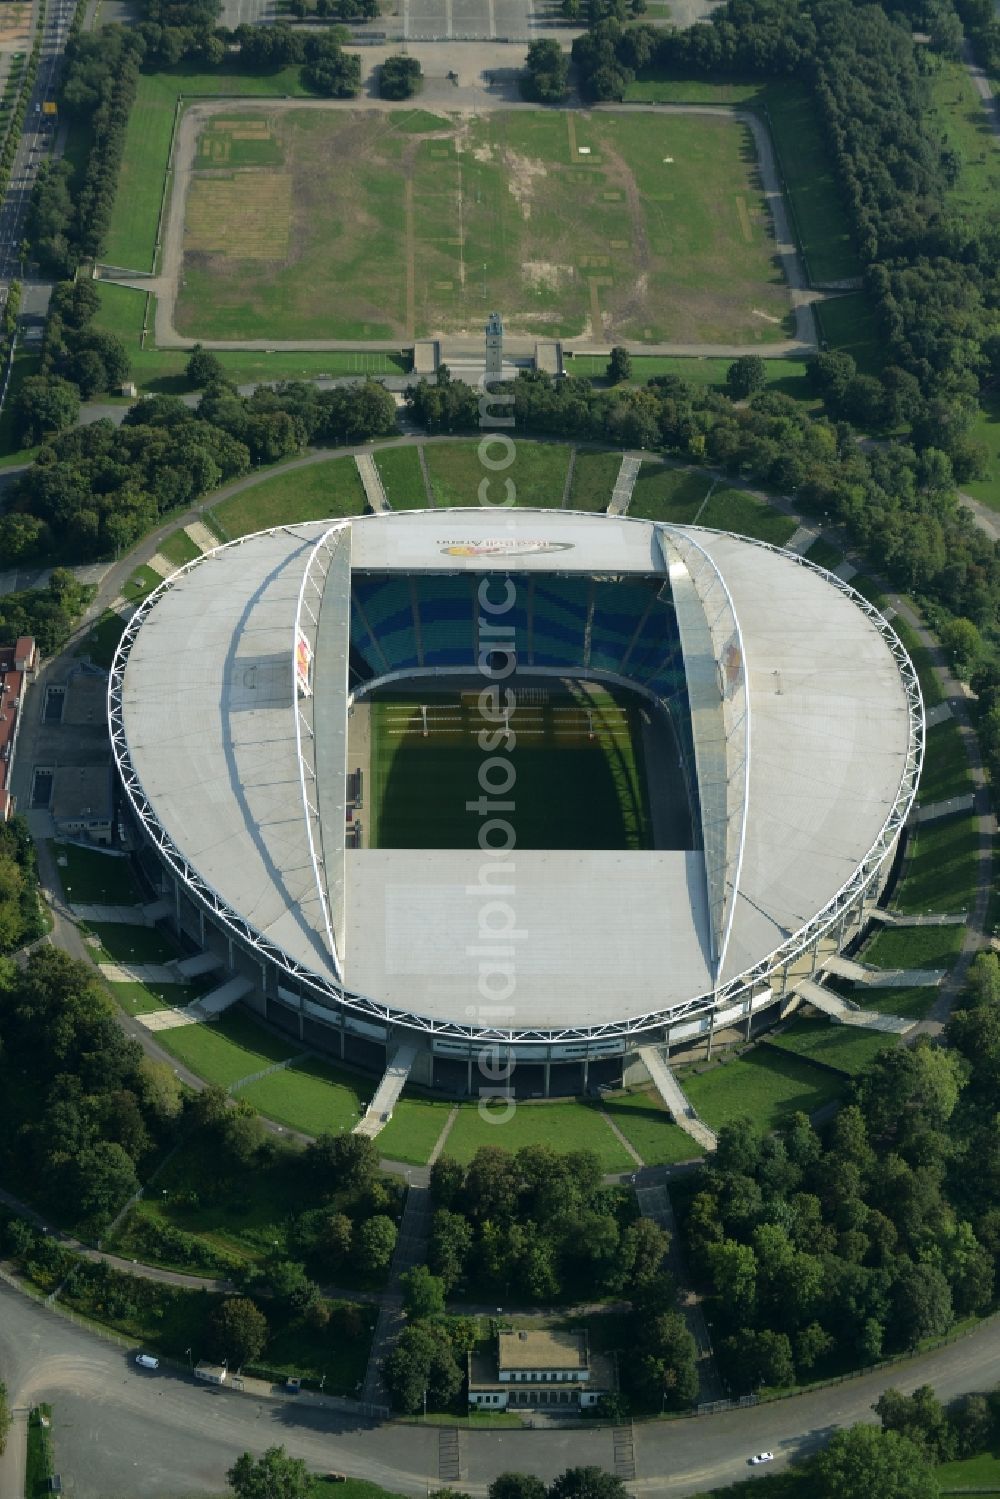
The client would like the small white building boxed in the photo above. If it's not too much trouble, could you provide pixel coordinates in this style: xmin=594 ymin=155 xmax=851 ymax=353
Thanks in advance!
xmin=468 ymin=1329 xmax=613 ymax=1411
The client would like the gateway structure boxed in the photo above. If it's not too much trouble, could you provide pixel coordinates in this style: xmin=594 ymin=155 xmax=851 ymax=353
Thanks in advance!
xmin=109 ymin=508 xmax=922 ymax=1098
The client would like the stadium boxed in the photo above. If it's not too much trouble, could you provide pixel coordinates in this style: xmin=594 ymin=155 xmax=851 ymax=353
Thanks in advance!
xmin=109 ymin=507 xmax=923 ymax=1101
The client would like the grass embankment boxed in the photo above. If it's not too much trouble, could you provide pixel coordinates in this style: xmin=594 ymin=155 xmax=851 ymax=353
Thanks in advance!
xmin=207 ymin=456 xmax=367 ymax=537
xmin=893 ymin=814 xmax=980 ymax=915
xmin=443 ymin=1098 xmax=634 ymax=1171
xmin=422 ymin=439 xmax=571 ymax=508
xmin=628 ymin=464 xmax=796 ymax=543
xmin=678 ymin=1048 xmax=845 ymax=1133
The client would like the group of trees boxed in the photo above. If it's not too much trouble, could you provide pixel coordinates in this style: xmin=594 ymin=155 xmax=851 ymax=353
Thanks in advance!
xmin=683 ymin=982 xmax=1000 ymax=1391
xmin=28 ymin=28 xmax=142 ymax=277
xmin=0 ymin=818 xmax=46 ymax=954
xmin=233 ymin=23 xmax=362 ymax=95
xmin=521 ymin=39 xmax=570 ymax=102
xmin=5 ymin=368 xmax=395 ymax=564
xmin=226 ymin=1449 xmax=633 ymax=1499
xmin=0 ymin=947 xmax=184 ymax=1233
xmin=287 ymin=0 xmax=380 ymax=19
xmin=427 ymin=1145 xmax=669 ymax=1305
xmin=0 ymin=569 xmax=93 ymax=655
xmin=380 ymin=55 xmax=422 ymax=99
xmin=571 ymin=0 xmax=1000 ymax=435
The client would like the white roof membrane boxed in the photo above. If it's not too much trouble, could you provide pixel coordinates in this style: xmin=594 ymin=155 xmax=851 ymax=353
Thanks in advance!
xmin=114 ymin=510 xmax=917 ymax=1039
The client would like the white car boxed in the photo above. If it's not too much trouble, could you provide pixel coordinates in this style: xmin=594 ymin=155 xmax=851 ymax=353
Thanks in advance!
xmin=135 ymin=1353 xmax=159 ymax=1370
xmin=748 ymin=1452 xmax=774 ymax=1466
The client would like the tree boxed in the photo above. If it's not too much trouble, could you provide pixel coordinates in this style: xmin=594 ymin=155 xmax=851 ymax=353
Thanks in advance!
xmin=0 ymin=1382 xmax=9 ymax=1457
xmin=521 ymin=39 xmax=570 ymax=103
xmin=15 ymin=375 xmax=79 ymax=445
xmin=227 ymin=1445 xmax=310 ymax=1499
xmin=429 ymin=1155 xmax=464 ymax=1208
xmin=429 ymin=1208 xmax=472 ymax=1290
xmin=621 ymin=1217 xmax=669 ymax=1286
xmin=488 ymin=1477 xmax=547 ymax=1499
xmin=810 ymin=1425 xmax=940 ymax=1499
xmin=726 ymin=355 xmax=766 ymax=401
xmin=68 ymin=1140 xmax=140 ymax=1228
xmin=380 ymin=55 xmax=421 ymax=99
xmin=385 ymin=1321 xmax=463 ymax=1412
xmin=208 ymin=1297 xmax=269 ymax=1368
xmin=356 ymin=1215 xmax=397 ymax=1272
xmin=401 ymin=1264 xmax=446 ymax=1319
xmin=637 ymin=1310 xmax=698 ymax=1409
xmin=939 ymin=617 xmax=982 ymax=679
xmin=187 ymin=343 xmax=226 ymax=389
xmin=306 ymin=1131 xmax=378 ymax=1194
xmin=607 ymin=346 xmax=632 ymax=384
xmin=548 ymin=1469 xmax=629 ymax=1499
xmin=874 ymin=1386 xmax=954 ymax=1462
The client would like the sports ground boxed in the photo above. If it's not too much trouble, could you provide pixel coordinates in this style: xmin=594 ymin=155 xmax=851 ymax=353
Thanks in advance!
xmin=367 ymin=685 xmax=656 ymax=850
xmin=173 ymin=106 xmax=793 ymax=344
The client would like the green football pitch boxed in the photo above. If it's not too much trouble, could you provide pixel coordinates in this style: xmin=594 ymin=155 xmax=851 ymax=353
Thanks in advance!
xmin=368 ymin=686 xmax=654 ymax=851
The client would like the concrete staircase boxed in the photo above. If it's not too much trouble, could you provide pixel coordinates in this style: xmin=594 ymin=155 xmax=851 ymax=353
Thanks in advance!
xmin=186 ymin=975 xmax=254 ymax=1018
xmin=795 ymin=978 xmax=917 ymax=1035
xmin=607 ymin=455 xmax=642 ymax=516
xmin=356 ymin=453 xmax=389 ymax=513
xmin=354 ymin=1041 xmax=418 ymax=1138
xmin=638 ymin=1045 xmax=717 ymax=1153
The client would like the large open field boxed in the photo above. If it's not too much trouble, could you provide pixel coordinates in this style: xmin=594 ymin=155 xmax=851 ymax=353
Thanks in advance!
xmin=173 ymin=107 xmax=793 ymax=344
xmin=368 ymin=685 xmax=655 ymax=850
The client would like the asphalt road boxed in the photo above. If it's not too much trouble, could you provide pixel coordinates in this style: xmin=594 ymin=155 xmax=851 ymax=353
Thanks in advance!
xmin=3 ymin=1276 xmax=1000 ymax=1498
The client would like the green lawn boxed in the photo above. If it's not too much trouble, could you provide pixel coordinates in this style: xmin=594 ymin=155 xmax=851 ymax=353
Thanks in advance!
xmin=174 ymin=108 xmax=791 ymax=344
xmin=87 ymin=921 xmax=182 ymax=965
xmin=629 ymin=465 xmax=714 ymax=523
xmin=893 ymin=814 xmax=981 ymax=915
xmin=106 ymin=66 xmax=310 ymax=271
xmin=369 ymin=687 xmax=654 ymax=851
xmin=569 ymin=353 xmax=812 ymax=400
xmin=599 ymin=1092 xmax=700 ymax=1165
xmin=373 ymin=445 xmax=428 ymax=508
xmin=25 ymin=1405 xmax=54 ymax=1499
xmin=936 ymin=1449 xmax=1000 ymax=1490
xmin=236 ymin=1055 xmax=370 ymax=1136
xmin=52 ymin=843 xmax=142 ymax=905
xmin=377 ymin=1098 xmax=454 ymax=1165
xmin=917 ymin=718 xmax=973 ymax=805
xmin=75 ymin=609 xmax=127 ymax=670
xmin=158 ymin=528 xmax=203 ymax=568
xmin=122 ymin=563 xmax=163 ymax=602
xmin=847 ymin=983 xmax=939 ymax=1024
xmin=423 ymin=439 xmax=571 ymax=508
xmin=928 ymin=59 xmax=1000 ymax=224
xmin=622 ymin=77 xmax=858 ymax=283
xmin=963 ymin=389 xmax=1000 ymax=515
xmin=679 ymin=1049 xmax=845 ymax=1133
xmin=861 ymin=922 xmax=965 ymax=971
xmin=154 ymin=1009 xmax=303 ymax=1089
xmin=813 ymin=292 xmax=884 ymax=376
xmin=888 ymin=612 xmax=945 ymax=710
xmin=760 ymin=80 xmax=860 ymax=283
xmin=208 ymin=456 xmax=367 ymax=538
xmin=442 ymin=1098 xmax=633 ymax=1170
xmin=697 ymin=487 xmax=797 ymax=545
xmin=91 ymin=283 xmax=407 ymax=395
xmin=109 ymin=979 xmax=195 ymax=1015
xmin=765 ymin=1018 xmax=896 ymax=1075
xmin=567 ymin=450 xmax=619 ymax=511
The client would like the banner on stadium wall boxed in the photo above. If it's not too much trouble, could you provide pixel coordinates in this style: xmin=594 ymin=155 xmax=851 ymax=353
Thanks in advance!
xmin=295 ymin=629 xmax=313 ymax=698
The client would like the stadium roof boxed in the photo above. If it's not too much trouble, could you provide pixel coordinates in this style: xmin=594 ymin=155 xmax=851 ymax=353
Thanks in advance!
xmin=111 ymin=508 xmax=920 ymax=1042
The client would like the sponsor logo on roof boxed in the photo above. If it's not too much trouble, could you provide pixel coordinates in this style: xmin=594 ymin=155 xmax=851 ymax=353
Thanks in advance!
xmin=438 ymin=540 xmax=575 ymax=557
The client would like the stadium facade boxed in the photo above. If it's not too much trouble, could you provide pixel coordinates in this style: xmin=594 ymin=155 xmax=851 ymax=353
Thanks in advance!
xmin=109 ymin=508 xmax=923 ymax=1098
